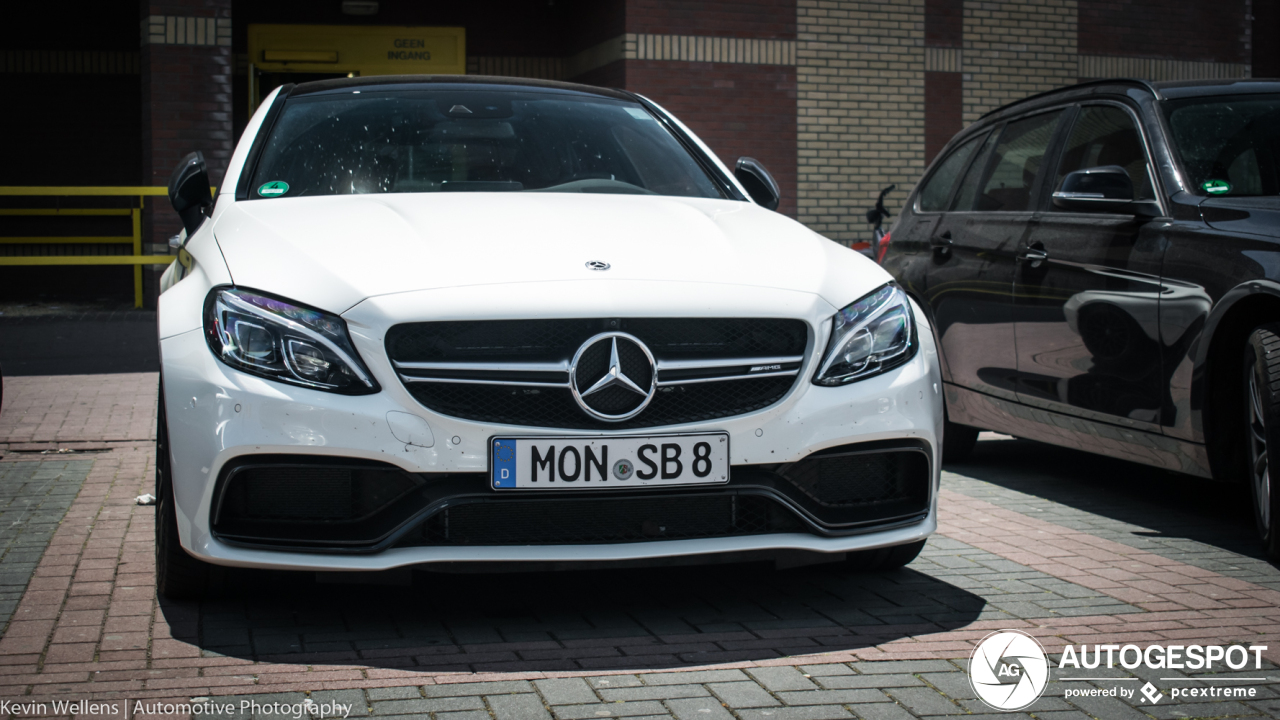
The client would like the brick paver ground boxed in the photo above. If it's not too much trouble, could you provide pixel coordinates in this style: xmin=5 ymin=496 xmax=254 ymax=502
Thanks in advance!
xmin=0 ymin=373 xmax=156 ymax=446
xmin=0 ymin=372 xmax=1278 ymax=719
xmin=946 ymin=438 xmax=1280 ymax=592
xmin=0 ymin=461 xmax=92 ymax=632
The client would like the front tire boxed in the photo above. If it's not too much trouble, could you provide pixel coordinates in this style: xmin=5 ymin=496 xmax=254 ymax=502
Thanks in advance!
xmin=155 ymin=384 xmax=223 ymax=600
xmin=1245 ymin=326 xmax=1280 ymax=560
xmin=941 ymin=410 xmax=980 ymax=464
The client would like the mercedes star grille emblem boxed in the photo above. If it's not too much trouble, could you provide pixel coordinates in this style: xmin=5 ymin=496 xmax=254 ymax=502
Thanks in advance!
xmin=569 ymin=332 xmax=656 ymax=421
xmin=585 ymin=260 xmax=611 ymax=271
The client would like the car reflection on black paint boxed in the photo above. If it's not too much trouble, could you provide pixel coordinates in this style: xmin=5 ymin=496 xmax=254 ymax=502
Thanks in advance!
xmin=880 ymin=77 xmax=1280 ymax=560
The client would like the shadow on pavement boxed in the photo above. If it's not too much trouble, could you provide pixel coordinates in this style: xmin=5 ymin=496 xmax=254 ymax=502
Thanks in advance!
xmin=947 ymin=436 xmax=1270 ymax=565
xmin=158 ymin=560 xmax=985 ymax=673
xmin=0 ymin=314 xmax=158 ymax=375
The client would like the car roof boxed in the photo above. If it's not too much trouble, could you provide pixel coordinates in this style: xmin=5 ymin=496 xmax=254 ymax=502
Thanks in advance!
xmin=1152 ymin=78 xmax=1280 ymax=100
xmin=977 ymin=77 xmax=1280 ymax=122
xmin=286 ymin=74 xmax=636 ymax=102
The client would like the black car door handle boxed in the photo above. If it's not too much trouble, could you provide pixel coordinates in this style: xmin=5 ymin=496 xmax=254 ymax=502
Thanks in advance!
xmin=930 ymin=232 xmax=953 ymax=257
xmin=1018 ymin=246 xmax=1049 ymax=268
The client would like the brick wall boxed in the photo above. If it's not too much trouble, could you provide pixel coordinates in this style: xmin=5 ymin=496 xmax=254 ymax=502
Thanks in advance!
xmin=571 ymin=60 xmax=627 ymax=89
xmin=626 ymin=60 xmax=798 ymax=217
xmin=627 ymin=0 xmax=796 ymax=39
xmin=1257 ymin=0 xmax=1280 ymax=77
xmin=962 ymin=0 xmax=1077 ymax=124
xmin=141 ymin=0 xmax=232 ymax=259
xmin=796 ymin=0 xmax=925 ymax=245
xmin=924 ymin=71 xmax=962 ymax=164
xmin=924 ymin=0 xmax=963 ymax=47
xmin=235 ymin=0 xmax=616 ymax=59
xmin=1078 ymin=0 xmax=1249 ymax=64
xmin=923 ymin=0 xmax=962 ymax=166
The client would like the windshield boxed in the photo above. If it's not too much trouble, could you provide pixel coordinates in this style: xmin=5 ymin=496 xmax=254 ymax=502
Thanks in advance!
xmin=247 ymin=88 xmax=724 ymax=199
xmin=1164 ymin=93 xmax=1280 ymax=197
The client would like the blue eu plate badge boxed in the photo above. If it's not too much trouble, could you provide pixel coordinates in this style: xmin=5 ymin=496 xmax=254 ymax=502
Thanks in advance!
xmin=492 ymin=439 xmax=518 ymax=488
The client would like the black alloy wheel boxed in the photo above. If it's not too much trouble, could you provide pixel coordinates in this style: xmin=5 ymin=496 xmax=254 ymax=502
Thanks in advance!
xmin=1245 ymin=324 xmax=1280 ymax=560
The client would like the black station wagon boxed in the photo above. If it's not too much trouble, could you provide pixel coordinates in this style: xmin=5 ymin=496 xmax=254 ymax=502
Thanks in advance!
xmin=880 ymin=79 xmax=1280 ymax=558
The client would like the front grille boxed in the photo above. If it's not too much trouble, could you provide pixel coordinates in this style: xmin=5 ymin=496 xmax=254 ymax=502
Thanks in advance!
xmin=406 ymin=376 xmax=797 ymax=430
xmin=402 ymin=494 xmax=806 ymax=546
xmin=386 ymin=318 xmax=807 ymax=363
xmin=388 ymin=319 xmax=599 ymax=363
xmin=387 ymin=318 xmax=808 ymax=429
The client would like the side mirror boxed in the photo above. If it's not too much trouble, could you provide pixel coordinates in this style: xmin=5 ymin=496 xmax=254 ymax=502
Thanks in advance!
xmin=734 ymin=157 xmax=781 ymax=211
xmin=168 ymin=151 xmax=214 ymax=237
xmin=1052 ymin=165 xmax=1140 ymax=213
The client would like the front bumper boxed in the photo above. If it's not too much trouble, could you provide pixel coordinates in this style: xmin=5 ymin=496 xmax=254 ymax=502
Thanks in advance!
xmin=160 ymin=300 xmax=943 ymax=572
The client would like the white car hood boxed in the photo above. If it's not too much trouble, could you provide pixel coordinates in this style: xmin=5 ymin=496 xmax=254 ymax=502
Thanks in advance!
xmin=212 ymin=192 xmax=886 ymax=314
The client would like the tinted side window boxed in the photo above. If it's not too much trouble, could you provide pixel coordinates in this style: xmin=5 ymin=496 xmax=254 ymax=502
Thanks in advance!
xmin=972 ymin=110 xmax=1064 ymax=212
xmin=951 ymin=130 xmax=999 ymax=211
xmin=918 ymin=134 xmax=984 ymax=212
xmin=1053 ymin=105 xmax=1154 ymax=204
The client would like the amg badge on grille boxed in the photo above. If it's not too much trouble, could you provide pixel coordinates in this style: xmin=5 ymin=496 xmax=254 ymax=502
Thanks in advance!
xmin=569 ymin=332 xmax=656 ymax=421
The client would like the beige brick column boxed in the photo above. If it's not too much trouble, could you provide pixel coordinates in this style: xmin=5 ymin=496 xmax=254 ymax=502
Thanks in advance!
xmin=962 ymin=0 xmax=1078 ymax=124
xmin=796 ymin=0 xmax=927 ymax=246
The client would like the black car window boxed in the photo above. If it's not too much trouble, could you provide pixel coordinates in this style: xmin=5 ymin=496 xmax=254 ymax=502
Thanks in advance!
xmin=1164 ymin=93 xmax=1280 ymax=196
xmin=248 ymin=89 xmax=723 ymax=199
xmin=1052 ymin=105 xmax=1154 ymax=206
xmin=918 ymin=134 xmax=985 ymax=212
xmin=970 ymin=110 xmax=1064 ymax=212
xmin=951 ymin=130 xmax=1000 ymax=212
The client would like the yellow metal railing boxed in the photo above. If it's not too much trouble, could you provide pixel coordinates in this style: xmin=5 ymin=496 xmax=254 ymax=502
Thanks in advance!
xmin=0 ymin=187 xmax=184 ymax=308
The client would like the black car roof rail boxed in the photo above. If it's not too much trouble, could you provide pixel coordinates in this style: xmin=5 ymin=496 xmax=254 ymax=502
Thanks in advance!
xmin=979 ymin=78 xmax=1162 ymax=119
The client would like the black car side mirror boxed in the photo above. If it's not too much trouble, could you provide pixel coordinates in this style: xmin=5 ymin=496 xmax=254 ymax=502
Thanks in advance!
xmin=169 ymin=151 xmax=214 ymax=236
xmin=735 ymin=157 xmax=781 ymax=211
xmin=1052 ymin=165 xmax=1159 ymax=217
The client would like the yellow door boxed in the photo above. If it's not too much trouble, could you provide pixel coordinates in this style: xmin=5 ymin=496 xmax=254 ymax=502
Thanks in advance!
xmin=247 ymin=24 xmax=466 ymax=112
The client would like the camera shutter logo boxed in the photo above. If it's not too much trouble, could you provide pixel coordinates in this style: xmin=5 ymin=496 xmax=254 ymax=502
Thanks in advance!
xmin=969 ymin=630 xmax=1049 ymax=711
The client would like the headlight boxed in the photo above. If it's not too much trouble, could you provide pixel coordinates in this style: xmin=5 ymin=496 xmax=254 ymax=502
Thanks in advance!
xmin=204 ymin=287 xmax=380 ymax=394
xmin=813 ymin=283 xmax=915 ymax=385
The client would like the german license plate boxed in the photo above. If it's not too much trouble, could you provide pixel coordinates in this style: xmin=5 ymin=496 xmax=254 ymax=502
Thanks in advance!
xmin=490 ymin=433 xmax=729 ymax=490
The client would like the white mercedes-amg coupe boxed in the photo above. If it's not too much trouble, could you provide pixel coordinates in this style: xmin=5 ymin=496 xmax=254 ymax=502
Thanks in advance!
xmin=155 ymin=76 xmax=942 ymax=598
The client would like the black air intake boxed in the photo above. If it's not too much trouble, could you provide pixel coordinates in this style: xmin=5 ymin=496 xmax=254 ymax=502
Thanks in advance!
xmin=778 ymin=447 xmax=930 ymax=520
xmin=212 ymin=457 xmax=426 ymax=547
xmin=402 ymin=494 xmax=807 ymax=546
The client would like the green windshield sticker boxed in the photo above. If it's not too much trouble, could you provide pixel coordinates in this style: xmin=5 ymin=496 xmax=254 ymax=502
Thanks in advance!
xmin=1202 ymin=179 xmax=1231 ymax=195
xmin=258 ymin=181 xmax=290 ymax=197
